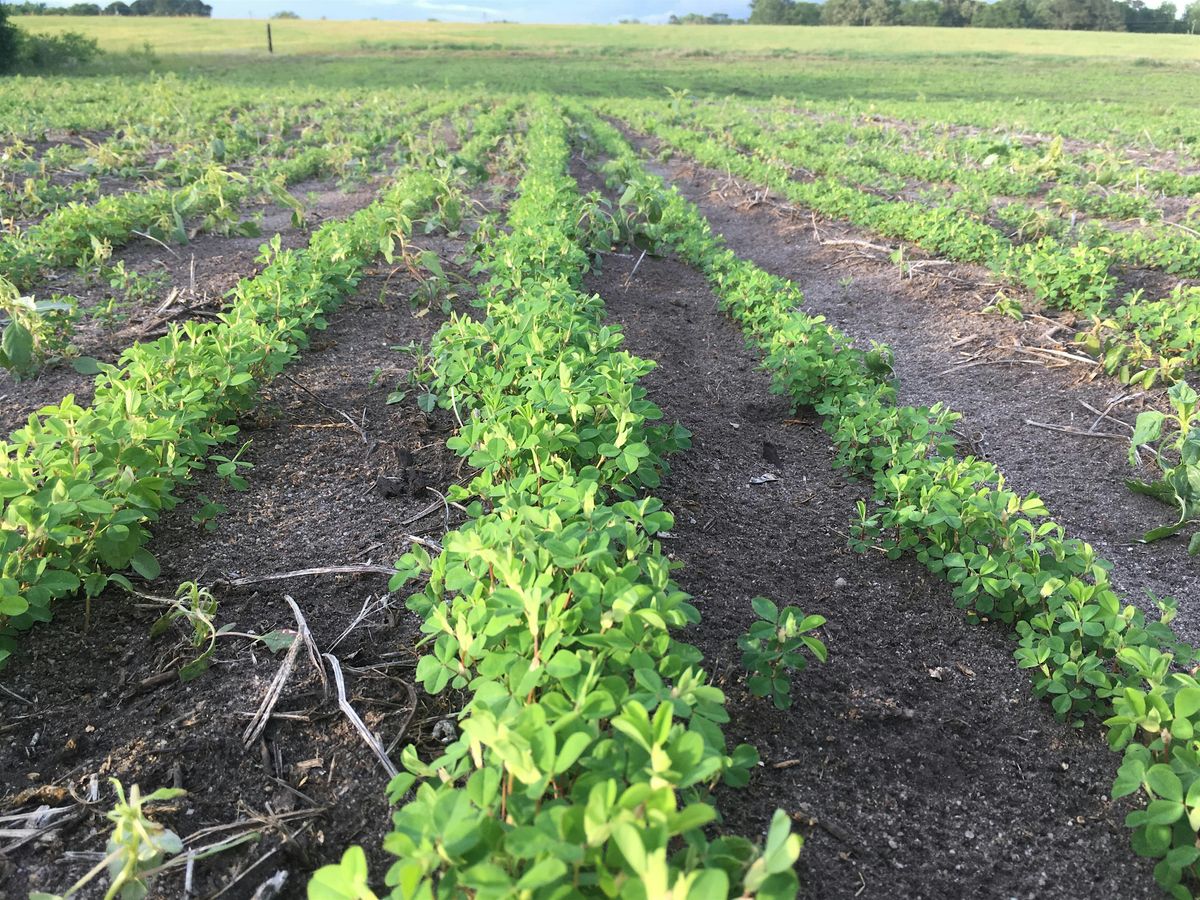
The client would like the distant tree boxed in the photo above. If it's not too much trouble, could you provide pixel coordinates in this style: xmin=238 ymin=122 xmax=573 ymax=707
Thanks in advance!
xmin=899 ymin=0 xmax=943 ymax=23
xmin=865 ymin=0 xmax=902 ymax=22
xmin=1125 ymin=0 xmax=1182 ymax=30
xmin=104 ymin=1 xmax=131 ymax=12
xmin=822 ymin=0 xmax=870 ymax=24
xmin=791 ymin=1 xmax=823 ymax=21
xmin=1035 ymin=0 xmax=1125 ymax=29
xmin=67 ymin=3 xmax=102 ymax=12
xmin=0 ymin=5 xmax=19 ymax=73
xmin=973 ymin=0 xmax=1043 ymax=25
xmin=271 ymin=9 xmax=299 ymax=16
xmin=749 ymin=0 xmax=790 ymax=21
xmin=667 ymin=11 xmax=740 ymax=22
xmin=937 ymin=0 xmax=980 ymax=24
xmin=1186 ymin=0 xmax=1200 ymax=30
xmin=124 ymin=0 xmax=211 ymax=15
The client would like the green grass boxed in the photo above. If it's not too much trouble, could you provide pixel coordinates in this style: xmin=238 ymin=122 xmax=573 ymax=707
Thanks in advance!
xmin=11 ymin=18 xmax=1200 ymax=127
xmin=16 ymin=17 xmax=1200 ymax=61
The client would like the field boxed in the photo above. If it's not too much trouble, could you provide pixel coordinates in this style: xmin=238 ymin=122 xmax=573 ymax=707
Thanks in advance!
xmin=3 ymin=18 xmax=1200 ymax=900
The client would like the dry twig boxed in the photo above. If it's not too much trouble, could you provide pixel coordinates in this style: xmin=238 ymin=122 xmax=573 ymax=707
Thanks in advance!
xmin=1024 ymin=419 xmax=1127 ymax=440
xmin=323 ymin=653 xmax=399 ymax=778
xmin=216 ymin=564 xmax=395 ymax=588
xmin=282 ymin=374 xmax=369 ymax=444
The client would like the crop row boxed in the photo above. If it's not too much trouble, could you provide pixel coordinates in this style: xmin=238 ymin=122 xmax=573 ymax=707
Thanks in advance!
xmin=0 ymin=92 xmax=420 ymax=222
xmin=0 ymin=74 xmax=333 ymax=141
xmin=606 ymin=101 xmax=1200 ymax=391
xmin=0 ymin=94 xmax=467 ymax=295
xmin=576 ymin=105 xmax=1200 ymax=899
xmin=723 ymin=106 xmax=1159 ymax=223
xmin=658 ymin=100 xmax=1200 ymax=285
xmin=0 ymin=99 xmax=512 ymax=665
xmin=1 ymin=95 xmax=474 ymax=380
xmin=1 ymin=95 xmax=321 ymax=195
xmin=777 ymin=95 xmax=1200 ymax=163
xmin=309 ymin=102 xmax=802 ymax=900
xmin=746 ymin=99 xmax=1200 ymax=205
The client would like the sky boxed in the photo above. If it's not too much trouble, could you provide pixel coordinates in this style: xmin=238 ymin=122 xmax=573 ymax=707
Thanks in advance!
xmin=211 ymin=0 xmax=752 ymax=21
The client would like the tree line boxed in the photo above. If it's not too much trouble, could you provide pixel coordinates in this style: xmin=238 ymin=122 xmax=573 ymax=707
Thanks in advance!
xmin=1 ymin=2 xmax=103 ymax=72
xmin=669 ymin=0 xmax=1200 ymax=31
xmin=6 ymin=0 xmax=212 ymax=16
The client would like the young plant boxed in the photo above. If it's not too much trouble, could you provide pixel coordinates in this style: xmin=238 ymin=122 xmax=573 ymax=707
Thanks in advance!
xmin=191 ymin=495 xmax=229 ymax=532
xmin=148 ymin=581 xmax=226 ymax=681
xmin=105 ymin=261 xmax=170 ymax=307
xmin=31 ymin=779 xmax=186 ymax=900
xmin=738 ymin=597 xmax=828 ymax=710
xmin=211 ymin=441 xmax=254 ymax=491
xmin=0 ymin=276 xmax=78 ymax=376
xmin=1128 ymin=380 xmax=1200 ymax=553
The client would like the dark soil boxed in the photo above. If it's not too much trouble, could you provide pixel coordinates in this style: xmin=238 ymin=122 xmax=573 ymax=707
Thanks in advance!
xmin=584 ymin=241 xmax=1156 ymax=900
xmin=642 ymin=150 xmax=1200 ymax=641
xmin=0 ymin=181 xmax=378 ymax=439
xmin=0 ymin=233 xmax=473 ymax=899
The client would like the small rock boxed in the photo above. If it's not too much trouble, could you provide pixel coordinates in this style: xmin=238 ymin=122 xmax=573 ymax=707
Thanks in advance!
xmin=834 ymin=577 xmax=847 ymax=589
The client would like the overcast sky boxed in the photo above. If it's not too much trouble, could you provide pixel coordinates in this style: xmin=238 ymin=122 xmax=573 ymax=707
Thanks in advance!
xmin=211 ymin=0 xmax=751 ymax=21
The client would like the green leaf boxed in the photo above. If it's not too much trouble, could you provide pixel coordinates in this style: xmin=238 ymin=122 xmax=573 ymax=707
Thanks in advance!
xmin=1 ymin=321 xmax=33 ymax=372
xmin=0 ymin=477 xmax=27 ymax=498
xmin=307 ymin=845 xmax=375 ymax=900
xmin=612 ymin=822 xmax=646 ymax=872
xmin=1145 ymin=799 xmax=1185 ymax=825
xmin=179 ymin=655 xmax=212 ymax=681
xmin=515 ymin=857 xmax=567 ymax=890
xmin=1113 ymin=755 xmax=1147 ymax=799
xmin=688 ymin=869 xmax=730 ymax=900
xmin=546 ymin=650 xmax=581 ymax=679
xmin=750 ymin=596 xmax=778 ymax=621
xmin=1175 ymin=687 xmax=1200 ymax=720
xmin=130 ymin=547 xmax=161 ymax=581
xmin=1130 ymin=410 xmax=1166 ymax=463
xmin=37 ymin=570 xmax=81 ymax=595
xmin=1147 ymin=764 xmax=1183 ymax=802
xmin=71 ymin=356 xmax=102 ymax=375
xmin=554 ymin=731 xmax=592 ymax=774
xmin=0 ymin=593 xmax=29 ymax=616
xmin=258 ymin=630 xmax=296 ymax=653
